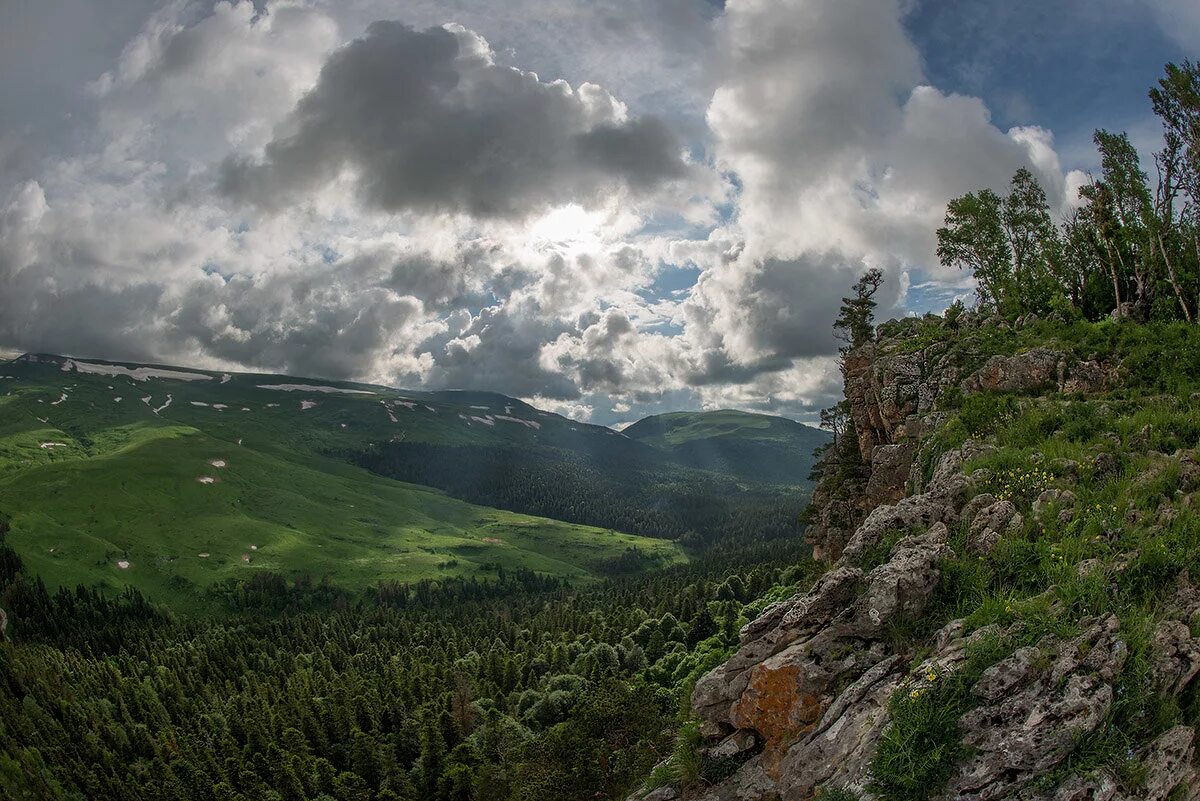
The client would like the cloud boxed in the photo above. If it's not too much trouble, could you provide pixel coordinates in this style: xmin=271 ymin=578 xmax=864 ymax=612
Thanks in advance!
xmin=91 ymin=1 xmax=341 ymax=159
xmin=671 ymin=0 xmax=1076 ymax=384
xmin=219 ymin=20 xmax=698 ymax=219
xmin=1141 ymin=0 xmax=1200 ymax=51
xmin=0 ymin=0 xmax=1118 ymax=427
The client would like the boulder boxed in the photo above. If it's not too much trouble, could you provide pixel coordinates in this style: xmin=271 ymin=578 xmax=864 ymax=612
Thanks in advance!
xmin=939 ymin=616 xmax=1128 ymax=800
xmin=960 ymin=348 xmax=1065 ymax=395
xmin=866 ymin=443 xmax=916 ymax=506
xmin=1152 ymin=619 xmax=1200 ymax=696
xmin=694 ymin=529 xmax=948 ymax=778
xmin=1062 ymin=359 xmax=1106 ymax=394
xmin=967 ymin=500 xmax=1023 ymax=555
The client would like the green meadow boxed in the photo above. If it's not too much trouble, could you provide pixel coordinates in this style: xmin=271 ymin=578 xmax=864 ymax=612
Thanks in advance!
xmin=0 ymin=356 xmax=684 ymax=608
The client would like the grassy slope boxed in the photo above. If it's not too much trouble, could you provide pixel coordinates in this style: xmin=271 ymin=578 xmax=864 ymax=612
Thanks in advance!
xmin=0 ymin=355 xmax=683 ymax=607
xmin=857 ymin=317 xmax=1200 ymax=793
xmin=624 ymin=409 xmax=829 ymax=484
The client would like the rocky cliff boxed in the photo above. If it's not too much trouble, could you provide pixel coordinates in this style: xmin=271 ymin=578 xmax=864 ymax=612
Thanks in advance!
xmin=635 ymin=313 xmax=1200 ymax=801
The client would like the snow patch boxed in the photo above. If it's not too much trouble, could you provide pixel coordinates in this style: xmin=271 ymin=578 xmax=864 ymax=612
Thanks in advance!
xmin=153 ymin=395 xmax=173 ymax=415
xmin=113 ymin=397 xmax=122 ymax=403
xmin=471 ymin=405 xmax=490 ymax=410
xmin=51 ymin=393 xmax=67 ymax=406
xmin=300 ymin=400 xmax=317 ymax=411
xmin=63 ymin=359 xmax=212 ymax=382
xmin=394 ymin=400 xmax=416 ymax=409
xmin=257 ymin=383 xmax=374 ymax=395
xmin=198 ymin=553 xmax=210 ymax=558
xmin=266 ymin=403 xmax=280 ymax=408
xmin=212 ymin=403 xmax=228 ymax=410
xmin=425 ymin=405 xmax=436 ymax=412
xmin=495 ymin=415 xmax=541 ymax=430
xmin=116 ymin=560 xmax=131 ymax=569
xmin=191 ymin=401 xmax=209 ymax=407
xmin=197 ymin=476 xmax=216 ymax=485
xmin=220 ymin=374 xmax=231 ymax=384
xmin=40 ymin=442 xmax=67 ymax=449
xmin=209 ymin=459 xmax=226 ymax=468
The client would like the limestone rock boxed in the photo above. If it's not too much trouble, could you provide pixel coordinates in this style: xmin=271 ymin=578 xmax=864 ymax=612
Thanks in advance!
xmin=866 ymin=443 xmax=916 ymax=506
xmin=1152 ymin=619 xmax=1200 ymax=696
xmin=1062 ymin=359 xmax=1106 ymax=394
xmin=1139 ymin=726 xmax=1199 ymax=800
xmin=697 ymin=757 xmax=776 ymax=801
xmin=967 ymin=500 xmax=1023 ymax=555
xmin=960 ymin=348 xmax=1065 ymax=395
xmin=939 ymin=616 xmax=1128 ymax=800
xmin=775 ymin=656 xmax=904 ymax=798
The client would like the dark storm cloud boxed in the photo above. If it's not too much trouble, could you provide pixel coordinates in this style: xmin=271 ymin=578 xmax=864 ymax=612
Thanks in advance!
xmin=220 ymin=21 xmax=692 ymax=219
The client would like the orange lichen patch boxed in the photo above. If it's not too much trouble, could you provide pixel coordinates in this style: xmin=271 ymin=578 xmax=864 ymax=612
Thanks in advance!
xmin=730 ymin=660 xmax=826 ymax=775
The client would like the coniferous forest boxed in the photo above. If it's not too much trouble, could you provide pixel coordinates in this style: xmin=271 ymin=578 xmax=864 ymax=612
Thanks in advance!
xmin=0 ymin=515 xmax=812 ymax=801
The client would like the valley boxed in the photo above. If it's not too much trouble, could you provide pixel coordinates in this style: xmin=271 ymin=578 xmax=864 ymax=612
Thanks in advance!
xmin=0 ymin=353 xmax=823 ymax=607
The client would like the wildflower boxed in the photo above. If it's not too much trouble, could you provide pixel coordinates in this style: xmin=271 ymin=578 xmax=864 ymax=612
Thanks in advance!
xmin=910 ymin=689 xmax=923 ymax=700
xmin=925 ymin=670 xmax=938 ymax=682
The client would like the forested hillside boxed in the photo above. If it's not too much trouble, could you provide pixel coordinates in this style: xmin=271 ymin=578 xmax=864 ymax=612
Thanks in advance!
xmin=0 ymin=355 xmax=822 ymax=605
xmin=623 ymin=410 xmax=828 ymax=484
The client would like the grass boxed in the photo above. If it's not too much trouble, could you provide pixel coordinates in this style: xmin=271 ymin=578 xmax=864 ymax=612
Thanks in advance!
xmin=0 ymin=357 xmax=685 ymax=610
xmin=860 ymin=319 xmax=1200 ymax=799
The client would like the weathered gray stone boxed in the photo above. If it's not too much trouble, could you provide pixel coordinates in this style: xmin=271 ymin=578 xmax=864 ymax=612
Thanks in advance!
xmin=697 ymin=757 xmax=776 ymax=801
xmin=867 ymin=443 xmax=916 ymax=506
xmin=1153 ymin=619 xmax=1200 ymax=696
xmin=1138 ymin=725 xmax=1198 ymax=801
xmin=960 ymin=348 xmax=1065 ymax=395
xmin=967 ymin=500 xmax=1023 ymax=555
xmin=939 ymin=616 xmax=1128 ymax=800
xmin=775 ymin=656 xmax=904 ymax=798
xmin=1062 ymin=359 xmax=1106 ymax=394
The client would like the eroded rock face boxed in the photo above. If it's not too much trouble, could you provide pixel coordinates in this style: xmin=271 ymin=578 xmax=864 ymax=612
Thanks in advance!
xmin=692 ymin=525 xmax=950 ymax=789
xmin=1155 ymin=620 xmax=1200 ymax=693
xmin=940 ymin=616 xmax=1128 ymax=801
xmin=960 ymin=348 xmax=1065 ymax=395
xmin=966 ymin=499 xmax=1023 ymax=555
xmin=866 ymin=443 xmax=916 ymax=506
xmin=1062 ymin=359 xmax=1107 ymax=394
xmin=840 ymin=448 xmax=972 ymax=564
xmin=1049 ymin=726 xmax=1200 ymax=801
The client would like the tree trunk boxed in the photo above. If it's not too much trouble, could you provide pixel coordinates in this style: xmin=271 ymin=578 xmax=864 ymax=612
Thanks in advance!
xmin=1101 ymin=237 xmax=1123 ymax=313
xmin=1158 ymin=230 xmax=1194 ymax=323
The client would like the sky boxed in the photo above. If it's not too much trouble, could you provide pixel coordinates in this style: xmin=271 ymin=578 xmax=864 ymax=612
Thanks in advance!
xmin=0 ymin=1 xmax=1195 ymax=426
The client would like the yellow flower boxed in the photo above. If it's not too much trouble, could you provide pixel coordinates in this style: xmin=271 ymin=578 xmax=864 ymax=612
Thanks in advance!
xmin=925 ymin=670 xmax=938 ymax=682
xmin=910 ymin=689 xmax=923 ymax=700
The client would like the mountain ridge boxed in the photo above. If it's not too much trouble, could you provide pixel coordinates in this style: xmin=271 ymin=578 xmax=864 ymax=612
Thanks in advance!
xmin=0 ymin=352 xmax=825 ymax=607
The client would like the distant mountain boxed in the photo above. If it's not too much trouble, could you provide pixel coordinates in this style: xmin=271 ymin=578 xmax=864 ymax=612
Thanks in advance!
xmin=0 ymin=354 xmax=827 ymax=606
xmin=623 ymin=409 xmax=830 ymax=484
xmin=0 ymin=353 xmax=683 ymax=605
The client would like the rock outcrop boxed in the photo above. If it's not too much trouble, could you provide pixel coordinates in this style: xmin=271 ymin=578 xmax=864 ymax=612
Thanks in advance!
xmin=639 ymin=324 xmax=1200 ymax=801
